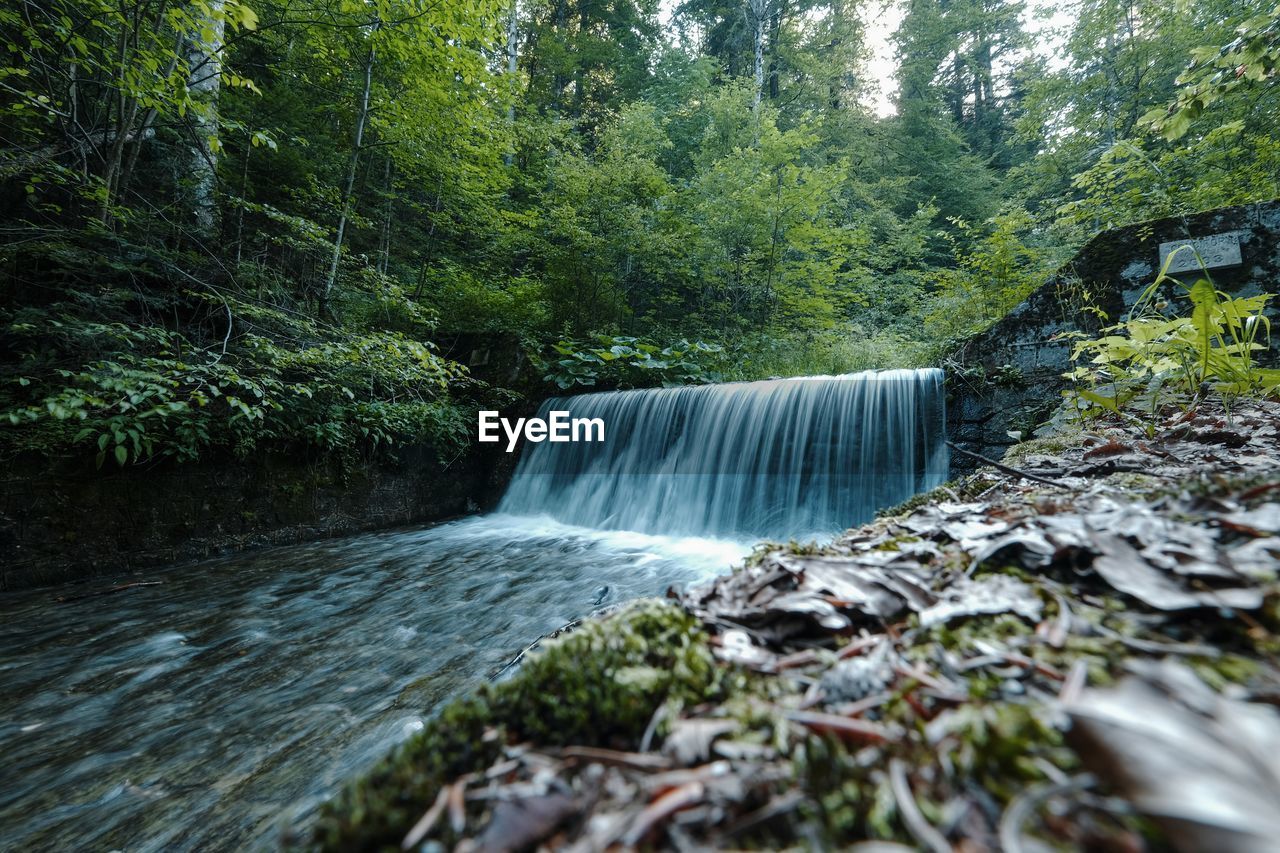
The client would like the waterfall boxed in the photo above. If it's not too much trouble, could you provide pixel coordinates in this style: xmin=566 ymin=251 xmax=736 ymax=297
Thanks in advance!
xmin=499 ymin=368 xmax=948 ymax=540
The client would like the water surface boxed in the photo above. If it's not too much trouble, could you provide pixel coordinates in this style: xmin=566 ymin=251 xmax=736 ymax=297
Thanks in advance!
xmin=0 ymin=515 xmax=747 ymax=851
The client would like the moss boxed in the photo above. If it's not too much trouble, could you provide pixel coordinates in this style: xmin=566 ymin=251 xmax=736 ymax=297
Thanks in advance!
xmin=792 ymin=700 xmax=1079 ymax=847
xmin=495 ymin=601 xmax=730 ymax=745
xmin=1001 ymin=429 xmax=1086 ymax=466
xmin=927 ymin=702 xmax=1077 ymax=797
xmin=1151 ymin=471 xmax=1280 ymax=505
xmin=1100 ymin=471 xmax=1164 ymax=493
xmin=735 ymin=541 xmax=784 ymax=571
xmin=307 ymin=600 xmax=734 ymax=851
xmin=795 ymin=733 xmax=877 ymax=840
xmin=872 ymin=533 xmax=922 ymax=551
xmin=877 ymin=480 xmax=967 ymax=518
xmin=1192 ymin=654 xmax=1262 ymax=690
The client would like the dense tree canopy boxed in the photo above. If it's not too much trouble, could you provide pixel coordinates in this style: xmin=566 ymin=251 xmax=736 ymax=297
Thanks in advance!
xmin=2 ymin=0 xmax=1278 ymax=465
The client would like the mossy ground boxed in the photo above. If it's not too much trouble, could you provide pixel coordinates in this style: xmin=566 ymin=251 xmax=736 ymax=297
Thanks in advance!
xmin=306 ymin=603 xmax=743 ymax=849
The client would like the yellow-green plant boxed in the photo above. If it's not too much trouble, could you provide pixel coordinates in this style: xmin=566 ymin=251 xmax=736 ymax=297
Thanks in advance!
xmin=1065 ymin=246 xmax=1280 ymax=421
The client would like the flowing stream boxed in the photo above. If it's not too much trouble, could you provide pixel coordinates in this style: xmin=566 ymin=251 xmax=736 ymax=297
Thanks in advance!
xmin=0 ymin=517 xmax=748 ymax=851
xmin=0 ymin=369 xmax=946 ymax=850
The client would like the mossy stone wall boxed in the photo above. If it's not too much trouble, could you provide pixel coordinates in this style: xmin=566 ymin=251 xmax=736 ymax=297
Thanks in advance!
xmin=947 ymin=200 xmax=1280 ymax=473
xmin=0 ymin=444 xmax=510 ymax=590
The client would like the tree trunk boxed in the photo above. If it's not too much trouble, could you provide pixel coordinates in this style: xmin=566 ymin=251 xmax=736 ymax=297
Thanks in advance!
xmin=320 ymin=36 xmax=377 ymax=319
xmin=182 ymin=0 xmax=226 ymax=241
xmin=749 ymin=0 xmax=767 ymax=114
xmin=234 ymin=139 xmax=250 ymax=265
xmin=950 ymin=55 xmax=965 ymax=125
xmin=572 ymin=0 xmax=589 ymax=116
xmin=767 ymin=3 xmax=782 ymax=101
xmin=551 ymin=0 xmax=568 ymax=112
xmin=377 ymin=155 xmax=393 ymax=275
xmin=505 ymin=0 xmax=518 ymax=166
xmin=119 ymin=39 xmax=180 ymax=204
xmin=827 ymin=0 xmax=841 ymax=110
xmin=98 ymin=24 xmax=133 ymax=225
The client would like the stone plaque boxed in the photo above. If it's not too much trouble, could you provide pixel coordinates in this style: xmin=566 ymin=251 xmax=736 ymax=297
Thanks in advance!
xmin=1158 ymin=231 xmax=1243 ymax=275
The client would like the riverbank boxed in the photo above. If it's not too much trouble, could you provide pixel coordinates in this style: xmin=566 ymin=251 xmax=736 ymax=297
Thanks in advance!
xmin=308 ymin=399 xmax=1280 ymax=851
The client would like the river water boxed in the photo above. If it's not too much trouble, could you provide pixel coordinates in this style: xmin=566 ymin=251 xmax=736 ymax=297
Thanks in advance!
xmin=0 ymin=515 xmax=748 ymax=851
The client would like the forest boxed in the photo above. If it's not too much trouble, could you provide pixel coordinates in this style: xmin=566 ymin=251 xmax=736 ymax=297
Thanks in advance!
xmin=6 ymin=2 xmax=1280 ymax=850
xmin=1 ymin=0 xmax=1279 ymax=467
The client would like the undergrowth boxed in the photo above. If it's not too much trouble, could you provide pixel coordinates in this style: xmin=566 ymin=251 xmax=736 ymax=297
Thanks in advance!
xmin=1064 ymin=245 xmax=1280 ymax=426
xmin=0 ymin=240 xmax=488 ymax=467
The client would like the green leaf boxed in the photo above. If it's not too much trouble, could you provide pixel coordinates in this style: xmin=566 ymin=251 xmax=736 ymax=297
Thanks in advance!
xmin=1078 ymin=389 xmax=1121 ymax=414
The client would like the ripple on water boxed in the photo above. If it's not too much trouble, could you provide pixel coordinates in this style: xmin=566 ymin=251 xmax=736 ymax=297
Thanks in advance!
xmin=0 ymin=514 xmax=748 ymax=851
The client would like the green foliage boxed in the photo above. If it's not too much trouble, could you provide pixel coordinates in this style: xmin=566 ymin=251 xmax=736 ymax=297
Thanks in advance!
xmin=535 ymin=336 xmax=725 ymax=390
xmin=1144 ymin=6 xmax=1280 ymax=140
xmin=0 ymin=270 xmax=473 ymax=466
xmin=1014 ymin=0 xmax=1277 ymax=236
xmin=719 ymin=328 xmax=936 ymax=381
xmin=535 ymin=326 xmax=940 ymax=391
xmin=1044 ymin=4 xmax=1280 ymax=230
xmin=2 ymin=0 xmax=1276 ymax=474
xmin=923 ymin=213 xmax=1056 ymax=345
xmin=1065 ymin=249 xmax=1280 ymax=420
xmin=0 ymin=0 xmax=260 ymax=220
xmin=889 ymin=0 xmax=1015 ymax=223
xmin=426 ymin=262 xmax=550 ymax=338
xmin=1060 ymin=131 xmax=1280 ymax=232
xmin=0 ymin=0 xmax=510 ymax=468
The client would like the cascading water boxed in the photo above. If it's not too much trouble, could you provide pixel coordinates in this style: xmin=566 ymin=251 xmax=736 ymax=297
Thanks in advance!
xmin=500 ymin=368 xmax=949 ymax=540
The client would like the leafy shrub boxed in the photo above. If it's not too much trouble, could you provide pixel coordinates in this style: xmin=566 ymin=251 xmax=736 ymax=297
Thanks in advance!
xmin=1143 ymin=7 xmax=1280 ymax=141
xmin=720 ymin=328 xmax=935 ymax=381
xmin=1065 ymin=247 xmax=1280 ymax=421
xmin=922 ymin=213 xmax=1055 ymax=346
xmin=533 ymin=335 xmax=724 ymax=389
xmin=2 ymin=306 xmax=472 ymax=466
xmin=425 ymin=261 xmax=551 ymax=337
xmin=533 ymin=327 xmax=945 ymax=390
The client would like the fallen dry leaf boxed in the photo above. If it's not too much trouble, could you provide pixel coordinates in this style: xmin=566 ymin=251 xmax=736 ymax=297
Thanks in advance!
xmin=1090 ymin=532 xmax=1262 ymax=611
xmin=1067 ymin=661 xmax=1280 ymax=853
xmin=918 ymin=573 xmax=1043 ymax=628
xmin=471 ymin=793 xmax=579 ymax=853
xmin=663 ymin=719 xmax=740 ymax=766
